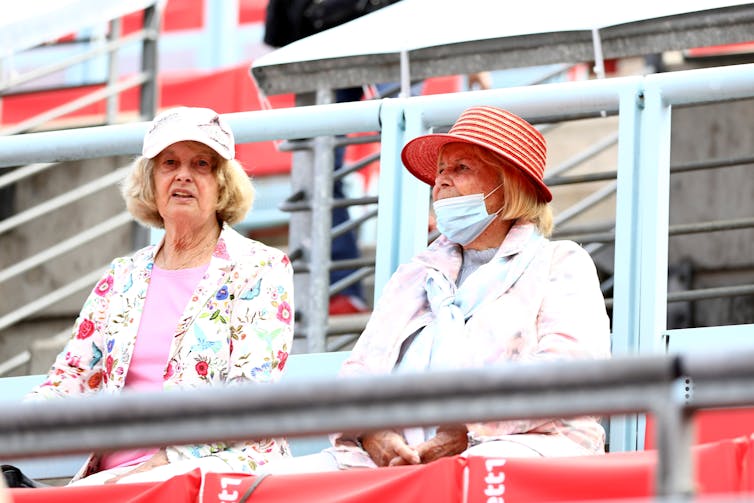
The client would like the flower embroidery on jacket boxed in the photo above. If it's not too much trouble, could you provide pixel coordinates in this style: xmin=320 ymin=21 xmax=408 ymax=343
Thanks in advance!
xmin=65 ymin=352 xmax=81 ymax=368
xmin=250 ymin=361 xmax=272 ymax=379
xmin=195 ymin=359 xmax=209 ymax=378
xmin=105 ymin=355 xmax=115 ymax=375
xmin=164 ymin=361 xmax=174 ymax=380
xmin=276 ymin=350 xmax=289 ymax=371
xmin=94 ymin=275 xmax=113 ymax=296
xmin=213 ymin=238 xmax=230 ymax=260
xmin=87 ymin=373 xmax=102 ymax=390
xmin=77 ymin=319 xmax=95 ymax=339
xmin=216 ymin=285 xmax=229 ymax=300
xmin=276 ymin=302 xmax=292 ymax=324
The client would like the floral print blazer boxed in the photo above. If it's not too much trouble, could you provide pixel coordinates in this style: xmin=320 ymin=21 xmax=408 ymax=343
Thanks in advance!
xmin=27 ymin=223 xmax=294 ymax=476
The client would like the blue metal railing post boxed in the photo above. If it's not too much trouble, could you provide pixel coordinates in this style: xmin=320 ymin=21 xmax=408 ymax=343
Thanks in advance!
xmin=374 ymin=99 xmax=408 ymax=298
xmin=636 ymin=81 xmax=672 ymax=356
xmin=610 ymin=82 xmax=645 ymax=452
xmin=374 ymin=100 xmax=433 ymax=299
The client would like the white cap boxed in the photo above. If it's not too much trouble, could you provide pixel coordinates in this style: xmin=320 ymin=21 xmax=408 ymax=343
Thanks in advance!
xmin=142 ymin=107 xmax=235 ymax=160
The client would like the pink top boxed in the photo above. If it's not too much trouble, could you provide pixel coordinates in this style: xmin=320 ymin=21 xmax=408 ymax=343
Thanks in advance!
xmin=99 ymin=263 xmax=208 ymax=470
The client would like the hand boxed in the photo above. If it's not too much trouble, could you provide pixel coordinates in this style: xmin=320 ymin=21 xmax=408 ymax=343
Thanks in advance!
xmin=361 ymin=430 xmax=420 ymax=467
xmin=104 ymin=449 xmax=169 ymax=484
xmin=388 ymin=425 xmax=468 ymax=466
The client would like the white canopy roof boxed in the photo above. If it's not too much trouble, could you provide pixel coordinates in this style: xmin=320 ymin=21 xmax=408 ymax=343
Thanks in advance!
xmin=252 ymin=0 xmax=754 ymax=95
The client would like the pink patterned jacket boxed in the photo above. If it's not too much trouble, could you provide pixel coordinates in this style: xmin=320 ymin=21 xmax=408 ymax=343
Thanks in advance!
xmin=340 ymin=222 xmax=611 ymax=454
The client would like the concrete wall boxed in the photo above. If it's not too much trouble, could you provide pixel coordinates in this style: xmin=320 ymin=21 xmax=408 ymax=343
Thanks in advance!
xmin=668 ymin=99 xmax=754 ymax=327
xmin=0 ymin=156 xmax=137 ymax=375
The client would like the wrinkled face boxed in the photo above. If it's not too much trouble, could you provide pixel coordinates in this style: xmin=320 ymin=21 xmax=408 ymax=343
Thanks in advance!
xmin=153 ymin=141 xmax=220 ymax=227
xmin=432 ymin=142 xmax=504 ymax=212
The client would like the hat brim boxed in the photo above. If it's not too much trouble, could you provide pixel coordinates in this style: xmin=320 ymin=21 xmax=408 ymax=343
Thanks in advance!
xmin=400 ymin=133 xmax=552 ymax=202
xmin=142 ymin=128 xmax=234 ymax=160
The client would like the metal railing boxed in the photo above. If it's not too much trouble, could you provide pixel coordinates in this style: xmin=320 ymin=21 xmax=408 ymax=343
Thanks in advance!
xmin=2 ymin=348 xmax=754 ymax=499
xmin=1 ymin=63 xmax=753 ymax=454
xmin=0 ymin=3 xmax=160 ymax=134
xmin=0 ymin=3 xmax=160 ymax=375
xmin=282 ymin=65 xmax=605 ymax=352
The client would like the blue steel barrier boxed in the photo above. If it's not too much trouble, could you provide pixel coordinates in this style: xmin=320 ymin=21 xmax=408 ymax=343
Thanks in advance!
xmin=1 ymin=63 xmax=753 ymax=453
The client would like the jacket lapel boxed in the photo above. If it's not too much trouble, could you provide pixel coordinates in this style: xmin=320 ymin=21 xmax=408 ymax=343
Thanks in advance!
xmin=172 ymin=224 xmax=236 ymax=340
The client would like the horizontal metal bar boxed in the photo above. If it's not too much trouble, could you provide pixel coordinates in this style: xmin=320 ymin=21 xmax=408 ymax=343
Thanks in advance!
xmin=408 ymin=75 xmax=638 ymax=128
xmin=335 ymin=150 xmax=380 ymax=181
xmin=0 ymin=353 xmax=679 ymax=459
xmin=329 ymin=267 xmax=374 ymax=296
xmin=667 ymin=284 xmax=754 ymax=303
xmin=669 ymin=217 xmax=754 ymax=235
xmin=554 ymin=181 xmax=617 ymax=227
xmin=293 ymin=257 xmax=375 ymax=274
xmin=670 ymin=155 xmax=754 ymax=174
xmin=689 ymin=379 xmax=754 ymax=411
xmin=227 ymin=100 xmax=383 ymax=144
xmin=547 ymin=131 xmax=619 ymax=178
xmin=0 ymin=163 xmax=55 ymax=190
xmin=0 ymin=29 xmax=153 ymax=93
xmin=547 ymin=154 xmax=754 ymax=188
xmin=332 ymin=207 xmax=378 ymax=240
xmin=0 ymin=100 xmax=384 ymax=168
xmin=547 ymin=170 xmax=617 ymax=186
xmin=647 ymin=63 xmax=754 ymax=107
xmin=1 ymin=73 xmax=149 ymax=136
xmin=562 ymin=231 xmax=615 ymax=245
xmin=683 ymin=349 xmax=754 ymax=381
xmin=280 ymin=196 xmax=378 ymax=212
xmin=553 ymin=221 xmax=614 ymax=239
xmin=557 ymin=216 xmax=754 ymax=244
xmin=0 ymin=212 xmax=132 ymax=283
xmin=0 ymin=351 xmax=31 ymax=377
xmin=0 ymin=167 xmax=128 ymax=234
xmin=0 ymin=268 xmax=105 ymax=332
xmin=277 ymin=133 xmax=381 ymax=153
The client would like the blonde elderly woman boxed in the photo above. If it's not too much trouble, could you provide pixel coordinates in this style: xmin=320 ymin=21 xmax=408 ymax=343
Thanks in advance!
xmin=265 ymin=105 xmax=610 ymax=475
xmin=27 ymin=107 xmax=294 ymax=485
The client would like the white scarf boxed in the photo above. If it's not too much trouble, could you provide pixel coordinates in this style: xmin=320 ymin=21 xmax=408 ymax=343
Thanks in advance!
xmin=396 ymin=230 xmax=546 ymax=443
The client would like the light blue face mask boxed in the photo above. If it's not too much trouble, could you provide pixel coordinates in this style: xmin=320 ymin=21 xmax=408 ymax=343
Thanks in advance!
xmin=432 ymin=184 xmax=504 ymax=245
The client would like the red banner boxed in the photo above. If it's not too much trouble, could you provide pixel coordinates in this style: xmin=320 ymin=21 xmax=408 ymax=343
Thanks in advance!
xmin=465 ymin=436 xmax=748 ymax=503
xmin=7 ymin=467 xmax=200 ymax=503
xmin=9 ymin=436 xmax=754 ymax=503
xmin=201 ymin=456 xmax=464 ymax=503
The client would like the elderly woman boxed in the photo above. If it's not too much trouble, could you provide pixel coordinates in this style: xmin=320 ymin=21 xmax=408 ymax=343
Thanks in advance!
xmin=27 ymin=107 xmax=294 ymax=484
xmin=266 ymin=105 xmax=610 ymax=474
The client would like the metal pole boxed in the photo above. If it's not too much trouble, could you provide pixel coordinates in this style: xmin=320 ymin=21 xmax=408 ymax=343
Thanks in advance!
xmin=304 ymin=87 xmax=336 ymax=353
xmin=610 ymin=84 xmax=644 ymax=452
xmin=106 ymin=17 xmax=122 ymax=124
xmin=139 ymin=4 xmax=159 ymax=119
xmin=0 ymin=353 xmax=679 ymax=459
xmin=653 ymin=377 xmax=695 ymax=498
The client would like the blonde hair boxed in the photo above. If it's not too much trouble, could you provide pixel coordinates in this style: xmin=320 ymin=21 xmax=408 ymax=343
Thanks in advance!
xmin=121 ymin=155 xmax=255 ymax=228
xmin=471 ymin=144 xmax=553 ymax=237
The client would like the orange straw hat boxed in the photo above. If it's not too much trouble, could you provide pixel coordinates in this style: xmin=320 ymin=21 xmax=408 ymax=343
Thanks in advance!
xmin=400 ymin=105 xmax=551 ymax=202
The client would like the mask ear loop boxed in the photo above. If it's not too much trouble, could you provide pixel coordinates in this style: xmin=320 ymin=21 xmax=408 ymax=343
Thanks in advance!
xmin=483 ymin=182 xmax=506 ymax=217
xmin=483 ymin=182 xmax=504 ymax=200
